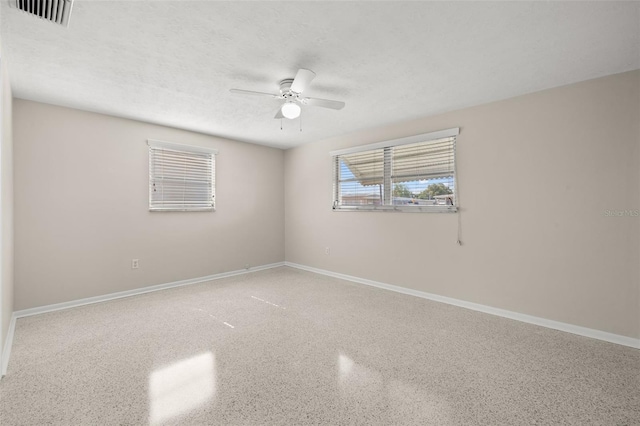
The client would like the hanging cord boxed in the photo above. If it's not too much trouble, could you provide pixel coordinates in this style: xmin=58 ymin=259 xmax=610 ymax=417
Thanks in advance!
xmin=456 ymin=197 xmax=463 ymax=246
xmin=299 ymin=113 xmax=302 ymax=132
xmin=280 ymin=118 xmax=283 ymax=131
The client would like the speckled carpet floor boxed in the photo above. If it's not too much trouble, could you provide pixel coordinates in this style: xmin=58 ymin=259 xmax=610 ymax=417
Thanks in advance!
xmin=0 ymin=266 xmax=638 ymax=425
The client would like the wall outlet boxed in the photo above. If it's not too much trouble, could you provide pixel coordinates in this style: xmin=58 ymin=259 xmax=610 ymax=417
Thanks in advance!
xmin=325 ymin=247 xmax=331 ymax=255
xmin=132 ymin=259 xmax=139 ymax=269
xmin=245 ymin=264 xmax=250 ymax=270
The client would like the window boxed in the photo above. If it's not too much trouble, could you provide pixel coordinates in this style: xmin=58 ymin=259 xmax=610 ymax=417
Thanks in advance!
xmin=148 ymin=140 xmax=217 ymax=211
xmin=331 ymin=128 xmax=458 ymax=212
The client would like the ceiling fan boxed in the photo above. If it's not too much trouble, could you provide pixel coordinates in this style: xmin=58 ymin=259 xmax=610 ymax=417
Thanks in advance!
xmin=230 ymin=69 xmax=345 ymax=120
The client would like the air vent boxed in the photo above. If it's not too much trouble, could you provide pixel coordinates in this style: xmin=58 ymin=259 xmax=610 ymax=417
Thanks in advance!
xmin=12 ymin=0 xmax=74 ymax=27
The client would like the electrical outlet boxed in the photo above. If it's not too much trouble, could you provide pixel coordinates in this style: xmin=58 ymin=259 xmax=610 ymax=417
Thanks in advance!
xmin=132 ymin=259 xmax=139 ymax=269
xmin=245 ymin=264 xmax=250 ymax=270
xmin=325 ymin=247 xmax=331 ymax=255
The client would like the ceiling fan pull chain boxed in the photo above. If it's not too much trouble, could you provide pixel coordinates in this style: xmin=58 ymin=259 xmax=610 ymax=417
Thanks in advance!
xmin=300 ymin=114 xmax=302 ymax=132
xmin=280 ymin=118 xmax=283 ymax=131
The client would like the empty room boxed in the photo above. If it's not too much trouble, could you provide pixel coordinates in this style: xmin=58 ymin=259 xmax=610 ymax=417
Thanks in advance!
xmin=0 ymin=1 xmax=639 ymax=425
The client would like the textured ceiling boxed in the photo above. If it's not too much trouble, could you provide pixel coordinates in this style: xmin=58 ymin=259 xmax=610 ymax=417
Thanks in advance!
xmin=1 ymin=1 xmax=638 ymax=149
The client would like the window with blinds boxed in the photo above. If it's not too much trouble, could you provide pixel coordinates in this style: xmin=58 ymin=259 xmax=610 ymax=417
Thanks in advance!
xmin=148 ymin=140 xmax=217 ymax=211
xmin=331 ymin=128 xmax=458 ymax=212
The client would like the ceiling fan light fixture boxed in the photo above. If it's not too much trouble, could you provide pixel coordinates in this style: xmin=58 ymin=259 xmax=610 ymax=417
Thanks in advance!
xmin=281 ymin=102 xmax=301 ymax=119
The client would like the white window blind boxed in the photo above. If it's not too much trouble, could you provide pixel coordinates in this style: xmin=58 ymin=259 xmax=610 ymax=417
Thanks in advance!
xmin=148 ymin=140 xmax=217 ymax=212
xmin=331 ymin=128 xmax=458 ymax=212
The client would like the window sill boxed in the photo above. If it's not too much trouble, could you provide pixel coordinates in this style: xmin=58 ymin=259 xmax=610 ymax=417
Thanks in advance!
xmin=149 ymin=207 xmax=215 ymax=212
xmin=332 ymin=205 xmax=457 ymax=213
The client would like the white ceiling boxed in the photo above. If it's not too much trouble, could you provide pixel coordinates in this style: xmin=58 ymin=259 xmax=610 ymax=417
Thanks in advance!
xmin=1 ymin=1 xmax=638 ymax=149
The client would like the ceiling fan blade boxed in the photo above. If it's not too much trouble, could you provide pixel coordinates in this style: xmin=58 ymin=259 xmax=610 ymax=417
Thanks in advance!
xmin=230 ymin=89 xmax=280 ymax=98
xmin=290 ymin=69 xmax=316 ymax=93
xmin=274 ymin=108 xmax=284 ymax=119
xmin=301 ymin=97 xmax=345 ymax=110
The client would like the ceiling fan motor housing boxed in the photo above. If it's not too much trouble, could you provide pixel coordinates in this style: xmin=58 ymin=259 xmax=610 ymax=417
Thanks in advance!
xmin=279 ymin=79 xmax=296 ymax=95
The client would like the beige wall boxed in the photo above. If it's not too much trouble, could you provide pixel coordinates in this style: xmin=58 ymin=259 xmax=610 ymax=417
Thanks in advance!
xmin=10 ymin=71 xmax=640 ymax=340
xmin=285 ymin=70 xmax=640 ymax=339
xmin=1 ymin=41 xmax=14 ymax=359
xmin=14 ymin=100 xmax=284 ymax=310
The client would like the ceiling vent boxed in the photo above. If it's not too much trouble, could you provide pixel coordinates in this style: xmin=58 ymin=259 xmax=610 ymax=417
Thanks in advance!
xmin=12 ymin=0 xmax=74 ymax=27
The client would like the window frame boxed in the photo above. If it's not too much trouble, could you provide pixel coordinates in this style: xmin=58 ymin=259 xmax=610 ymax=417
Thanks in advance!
xmin=148 ymin=139 xmax=218 ymax=212
xmin=330 ymin=128 xmax=459 ymax=213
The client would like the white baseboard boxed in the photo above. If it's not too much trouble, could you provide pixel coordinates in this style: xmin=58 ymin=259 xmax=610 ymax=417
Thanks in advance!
xmin=3 ymin=260 xmax=636 ymax=377
xmin=2 ymin=262 xmax=283 ymax=376
xmin=14 ymin=262 xmax=284 ymax=319
xmin=284 ymin=262 xmax=640 ymax=350
xmin=1 ymin=313 xmax=16 ymax=376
